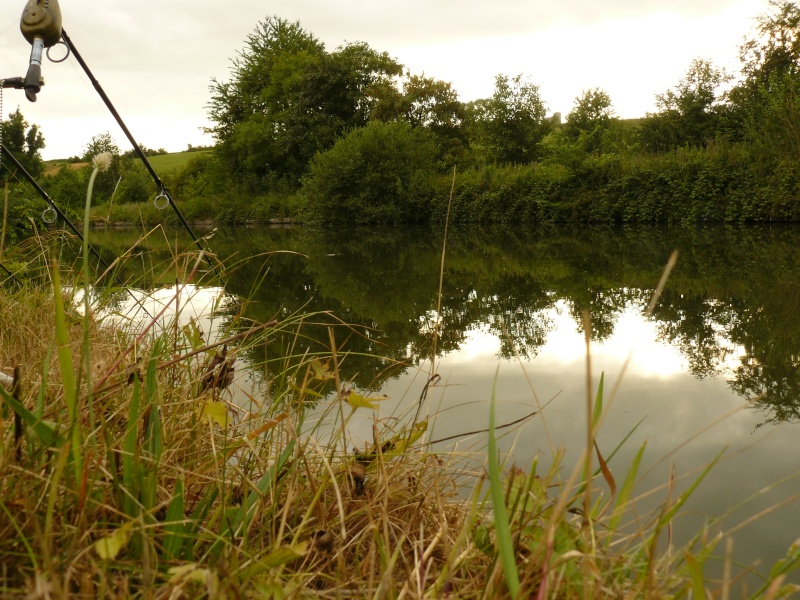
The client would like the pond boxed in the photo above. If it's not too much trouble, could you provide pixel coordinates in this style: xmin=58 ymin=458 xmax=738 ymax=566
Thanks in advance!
xmin=88 ymin=222 xmax=800 ymax=585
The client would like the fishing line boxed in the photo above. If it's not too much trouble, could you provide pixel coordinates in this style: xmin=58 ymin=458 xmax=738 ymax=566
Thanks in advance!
xmin=60 ymin=29 xmax=225 ymax=286
xmin=0 ymin=143 xmax=155 ymax=318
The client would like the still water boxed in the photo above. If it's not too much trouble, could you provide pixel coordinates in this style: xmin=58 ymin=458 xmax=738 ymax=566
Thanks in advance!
xmin=90 ymin=222 xmax=800 ymax=584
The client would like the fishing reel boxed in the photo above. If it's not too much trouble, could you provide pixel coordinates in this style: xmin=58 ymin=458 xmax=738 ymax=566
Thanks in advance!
xmin=1 ymin=0 xmax=65 ymax=102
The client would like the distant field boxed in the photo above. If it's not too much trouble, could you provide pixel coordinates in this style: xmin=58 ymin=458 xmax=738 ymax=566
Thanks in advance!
xmin=44 ymin=150 xmax=211 ymax=177
xmin=147 ymin=150 xmax=211 ymax=174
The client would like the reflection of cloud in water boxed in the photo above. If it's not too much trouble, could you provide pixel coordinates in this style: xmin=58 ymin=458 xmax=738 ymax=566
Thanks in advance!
xmin=369 ymin=303 xmax=800 ymax=585
xmin=101 ymin=284 xmax=263 ymax=412
xmin=457 ymin=301 xmax=690 ymax=377
xmin=105 ymin=284 xmax=235 ymax=340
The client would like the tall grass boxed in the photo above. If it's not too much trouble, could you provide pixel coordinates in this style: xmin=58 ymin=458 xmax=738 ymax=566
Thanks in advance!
xmin=0 ymin=227 xmax=798 ymax=598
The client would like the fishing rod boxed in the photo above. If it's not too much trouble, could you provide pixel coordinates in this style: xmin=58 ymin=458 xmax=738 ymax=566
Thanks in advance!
xmin=0 ymin=260 xmax=23 ymax=286
xmin=4 ymin=0 xmax=224 ymax=284
xmin=0 ymin=143 xmax=155 ymax=318
xmin=60 ymin=29 xmax=225 ymax=285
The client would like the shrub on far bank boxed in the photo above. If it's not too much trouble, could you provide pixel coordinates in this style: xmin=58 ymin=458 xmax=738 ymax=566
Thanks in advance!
xmin=301 ymin=120 xmax=439 ymax=224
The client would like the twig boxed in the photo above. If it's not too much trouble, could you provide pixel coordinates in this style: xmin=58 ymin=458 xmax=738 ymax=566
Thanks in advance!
xmin=427 ymin=396 xmax=556 ymax=446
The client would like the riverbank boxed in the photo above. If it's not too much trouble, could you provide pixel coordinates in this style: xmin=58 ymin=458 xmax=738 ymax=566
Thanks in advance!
xmin=1 ymin=240 xmax=799 ymax=597
xmin=68 ymin=141 xmax=799 ymax=231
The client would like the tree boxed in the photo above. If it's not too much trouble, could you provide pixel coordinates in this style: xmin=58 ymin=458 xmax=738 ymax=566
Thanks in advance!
xmin=301 ymin=120 xmax=438 ymax=224
xmin=81 ymin=132 xmax=120 ymax=161
xmin=1 ymin=107 xmax=45 ymax=179
xmin=207 ymin=17 xmax=402 ymax=190
xmin=399 ymin=74 xmax=468 ymax=166
xmin=563 ymin=88 xmax=615 ymax=153
xmin=725 ymin=2 xmax=800 ymax=162
xmin=115 ymin=161 xmax=157 ymax=204
xmin=639 ymin=59 xmax=729 ymax=152
xmin=739 ymin=1 xmax=800 ymax=85
xmin=80 ymin=132 xmax=121 ymax=203
xmin=0 ymin=108 xmax=46 ymax=244
xmin=466 ymin=74 xmax=551 ymax=164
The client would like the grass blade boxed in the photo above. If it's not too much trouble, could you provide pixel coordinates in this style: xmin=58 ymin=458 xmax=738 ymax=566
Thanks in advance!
xmin=163 ymin=477 xmax=186 ymax=559
xmin=122 ymin=373 xmax=141 ymax=519
xmin=608 ymin=441 xmax=647 ymax=534
xmin=488 ymin=367 xmax=520 ymax=598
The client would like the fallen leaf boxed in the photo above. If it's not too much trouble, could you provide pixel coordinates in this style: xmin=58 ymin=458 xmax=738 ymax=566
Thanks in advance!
xmin=94 ymin=522 xmax=133 ymax=560
xmin=198 ymin=401 xmax=229 ymax=428
xmin=168 ymin=563 xmax=209 ymax=584
xmin=310 ymin=359 xmax=335 ymax=380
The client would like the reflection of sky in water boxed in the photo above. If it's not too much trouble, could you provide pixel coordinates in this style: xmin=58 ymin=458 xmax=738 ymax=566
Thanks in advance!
xmin=103 ymin=284 xmax=233 ymax=336
xmin=108 ymin=284 xmax=799 ymax=585
xmin=104 ymin=284 xmax=264 ymax=407
xmin=338 ymin=300 xmax=800 ymax=585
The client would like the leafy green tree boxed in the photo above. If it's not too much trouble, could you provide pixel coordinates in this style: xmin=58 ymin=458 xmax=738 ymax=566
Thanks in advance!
xmin=399 ymin=75 xmax=467 ymax=165
xmin=1 ymin=107 xmax=45 ymax=179
xmin=79 ymin=132 xmax=122 ymax=203
xmin=81 ymin=132 xmax=120 ymax=161
xmin=564 ymin=88 xmax=615 ymax=152
xmin=0 ymin=109 xmax=46 ymax=244
xmin=301 ymin=120 xmax=437 ymax=224
xmin=726 ymin=2 xmax=800 ymax=164
xmin=639 ymin=59 xmax=729 ymax=152
xmin=207 ymin=17 xmax=402 ymax=190
xmin=739 ymin=1 xmax=800 ymax=85
xmin=43 ymin=165 xmax=85 ymax=212
xmin=466 ymin=74 xmax=551 ymax=165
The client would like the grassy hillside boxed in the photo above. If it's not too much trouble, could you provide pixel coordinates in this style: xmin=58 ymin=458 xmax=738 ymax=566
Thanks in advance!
xmin=44 ymin=150 xmax=212 ymax=178
xmin=147 ymin=149 xmax=211 ymax=174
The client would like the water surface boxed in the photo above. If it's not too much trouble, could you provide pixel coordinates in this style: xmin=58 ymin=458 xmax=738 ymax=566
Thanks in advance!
xmin=90 ymin=222 xmax=800 ymax=584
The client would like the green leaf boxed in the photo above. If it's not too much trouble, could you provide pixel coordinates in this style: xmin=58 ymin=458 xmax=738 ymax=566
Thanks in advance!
xmin=473 ymin=524 xmax=495 ymax=556
xmin=655 ymin=448 xmax=724 ymax=533
xmin=144 ymin=356 xmax=162 ymax=461
xmin=387 ymin=420 xmax=427 ymax=455
xmin=608 ymin=441 xmax=646 ymax=533
xmin=310 ymin=359 xmax=334 ymax=380
xmin=168 ymin=563 xmax=209 ymax=584
xmin=198 ymin=401 xmax=229 ymax=429
xmin=592 ymin=371 xmax=604 ymax=429
xmin=242 ymin=543 xmax=308 ymax=579
xmin=122 ymin=374 xmax=141 ymax=519
xmin=51 ymin=263 xmax=77 ymax=421
xmin=182 ymin=318 xmax=205 ymax=350
xmin=94 ymin=522 xmax=133 ymax=560
xmin=289 ymin=379 xmax=323 ymax=399
xmin=0 ymin=386 xmax=62 ymax=447
xmin=345 ymin=390 xmax=389 ymax=411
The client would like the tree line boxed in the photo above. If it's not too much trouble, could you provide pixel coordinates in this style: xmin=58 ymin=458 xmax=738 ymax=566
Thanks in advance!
xmin=4 ymin=1 xmax=800 ymax=230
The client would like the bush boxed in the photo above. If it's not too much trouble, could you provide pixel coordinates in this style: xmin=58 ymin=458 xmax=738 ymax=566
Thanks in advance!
xmin=42 ymin=165 xmax=86 ymax=213
xmin=115 ymin=161 xmax=157 ymax=204
xmin=301 ymin=120 xmax=439 ymax=224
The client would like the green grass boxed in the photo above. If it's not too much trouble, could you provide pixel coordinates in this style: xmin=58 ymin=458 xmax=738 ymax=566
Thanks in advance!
xmin=147 ymin=150 xmax=211 ymax=175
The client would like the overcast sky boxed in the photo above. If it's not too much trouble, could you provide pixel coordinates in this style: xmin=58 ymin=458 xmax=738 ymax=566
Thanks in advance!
xmin=1 ymin=0 xmax=767 ymax=160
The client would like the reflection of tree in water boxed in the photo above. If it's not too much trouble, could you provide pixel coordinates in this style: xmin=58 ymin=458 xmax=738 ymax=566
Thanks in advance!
xmin=649 ymin=226 xmax=800 ymax=424
xmin=88 ymin=223 xmax=800 ymax=423
xmin=654 ymin=294 xmax=741 ymax=378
